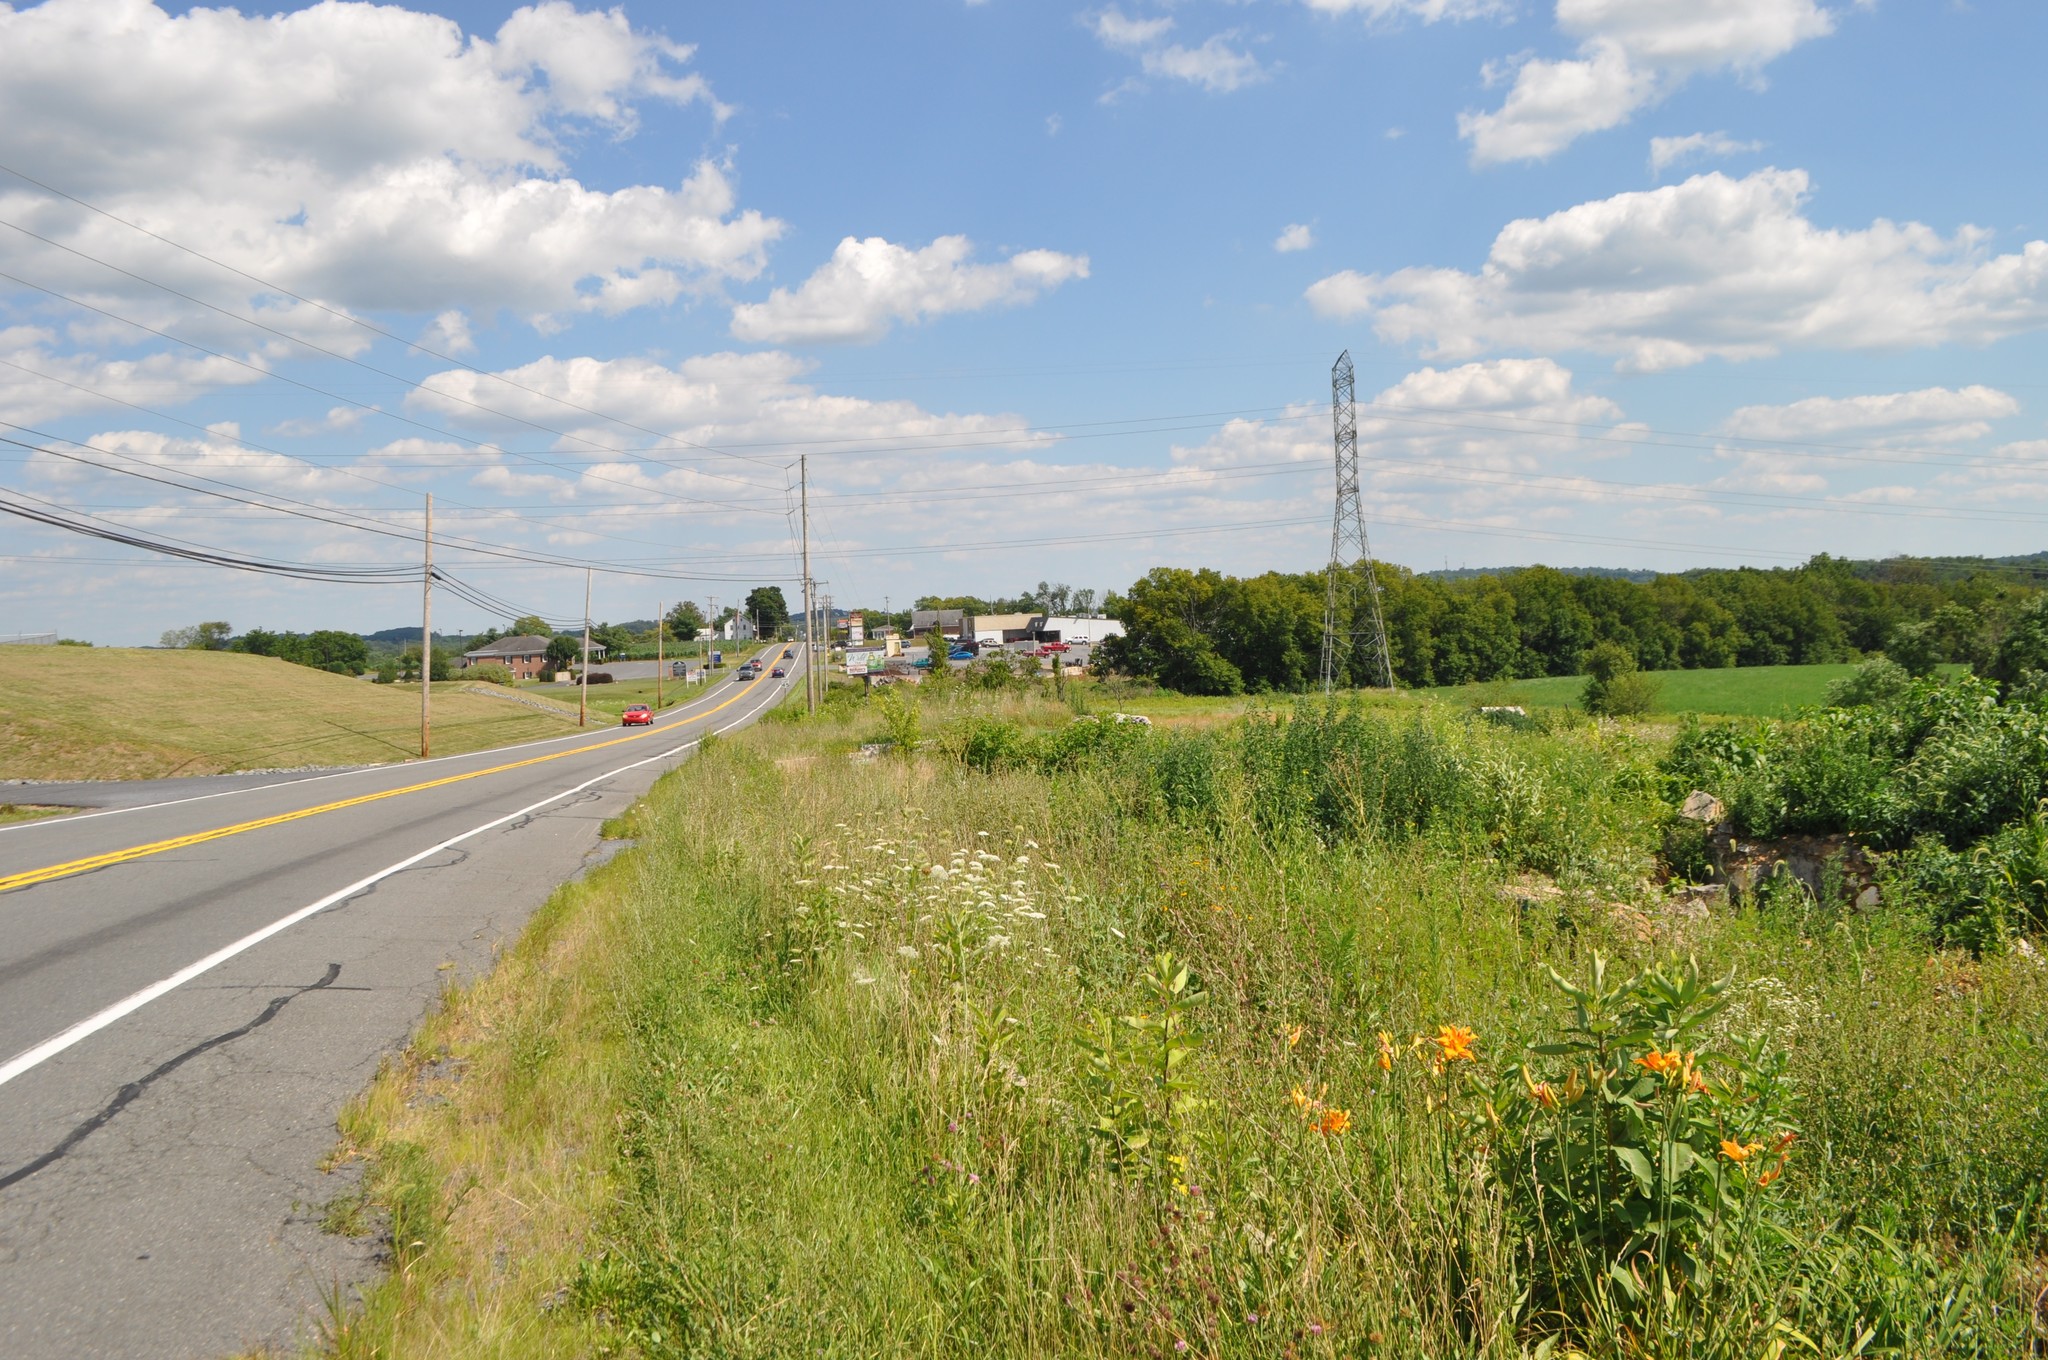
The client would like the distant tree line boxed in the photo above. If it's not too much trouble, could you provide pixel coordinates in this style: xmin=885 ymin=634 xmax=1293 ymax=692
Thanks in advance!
xmin=1093 ymin=555 xmax=2047 ymax=695
xmin=161 ymin=620 xmax=370 ymax=676
xmin=916 ymin=581 xmax=1103 ymax=617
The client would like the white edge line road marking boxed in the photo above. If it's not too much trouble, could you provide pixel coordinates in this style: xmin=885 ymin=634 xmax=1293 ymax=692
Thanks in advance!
xmin=0 ymin=676 xmax=778 ymax=1091
xmin=0 ymin=644 xmax=796 ymax=837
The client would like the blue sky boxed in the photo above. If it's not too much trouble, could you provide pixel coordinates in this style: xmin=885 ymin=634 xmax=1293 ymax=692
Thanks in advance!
xmin=2 ymin=0 xmax=2046 ymax=642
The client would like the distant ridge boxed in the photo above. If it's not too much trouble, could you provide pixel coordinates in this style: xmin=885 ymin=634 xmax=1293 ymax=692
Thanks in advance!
xmin=1419 ymin=565 xmax=1660 ymax=583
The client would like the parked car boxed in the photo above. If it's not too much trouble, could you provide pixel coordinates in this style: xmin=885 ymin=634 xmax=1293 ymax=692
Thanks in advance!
xmin=948 ymin=648 xmax=975 ymax=661
xmin=621 ymin=704 xmax=652 ymax=726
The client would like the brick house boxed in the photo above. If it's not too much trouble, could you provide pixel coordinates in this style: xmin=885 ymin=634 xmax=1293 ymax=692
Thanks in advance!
xmin=459 ymin=634 xmax=561 ymax=680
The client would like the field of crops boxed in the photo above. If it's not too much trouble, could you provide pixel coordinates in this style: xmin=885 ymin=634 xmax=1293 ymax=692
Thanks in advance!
xmin=326 ymin=673 xmax=2048 ymax=1359
xmin=1429 ymin=663 xmax=1870 ymax=717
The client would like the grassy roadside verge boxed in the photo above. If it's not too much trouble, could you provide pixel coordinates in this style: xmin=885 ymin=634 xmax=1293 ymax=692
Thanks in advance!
xmin=321 ymin=695 xmax=2048 ymax=1359
xmin=0 ymin=803 xmax=76 ymax=825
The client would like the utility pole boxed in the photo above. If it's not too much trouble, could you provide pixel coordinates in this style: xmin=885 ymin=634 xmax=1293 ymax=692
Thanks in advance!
xmin=1319 ymin=350 xmax=1396 ymax=694
xmin=580 ymin=567 xmax=591 ymax=728
xmin=800 ymin=453 xmax=816 ymax=714
xmin=420 ymin=492 xmax=432 ymax=758
xmin=656 ymin=599 xmax=664 ymax=710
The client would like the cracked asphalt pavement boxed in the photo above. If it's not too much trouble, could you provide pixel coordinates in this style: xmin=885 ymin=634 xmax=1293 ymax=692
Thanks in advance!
xmin=0 ymin=651 xmax=798 ymax=1358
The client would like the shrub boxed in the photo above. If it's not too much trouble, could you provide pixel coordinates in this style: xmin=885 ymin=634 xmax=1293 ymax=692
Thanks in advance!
xmin=1827 ymin=655 xmax=1912 ymax=706
xmin=465 ymin=663 xmax=515 ymax=686
xmin=873 ymin=687 xmax=920 ymax=755
xmin=957 ymin=715 xmax=1028 ymax=772
xmin=584 ymin=671 xmax=614 ymax=685
xmin=1582 ymin=641 xmax=1659 ymax=717
xmin=1885 ymin=619 xmax=1944 ymax=677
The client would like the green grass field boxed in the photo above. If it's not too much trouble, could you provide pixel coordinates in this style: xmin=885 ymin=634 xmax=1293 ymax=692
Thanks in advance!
xmin=0 ymin=648 xmax=588 ymax=781
xmin=1430 ymin=662 xmax=1870 ymax=717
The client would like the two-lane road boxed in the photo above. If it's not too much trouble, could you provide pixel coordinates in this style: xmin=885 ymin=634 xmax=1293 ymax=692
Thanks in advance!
xmin=0 ymin=647 xmax=800 ymax=1358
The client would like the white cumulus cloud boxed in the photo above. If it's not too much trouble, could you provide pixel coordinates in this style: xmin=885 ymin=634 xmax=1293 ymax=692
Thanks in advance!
xmin=1720 ymin=386 xmax=2020 ymax=444
xmin=1275 ymin=224 xmax=1316 ymax=253
xmin=1461 ymin=0 xmax=1837 ymax=165
xmin=1301 ymin=0 xmax=1508 ymax=22
xmin=1305 ymin=169 xmax=2048 ymax=371
xmin=730 ymin=236 xmax=1089 ymax=345
xmin=0 ymin=0 xmax=780 ymax=325
xmin=1087 ymin=8 xmax=1270 ymax=95
xmin=1650 ymin=131 xmax=1766 ymax=175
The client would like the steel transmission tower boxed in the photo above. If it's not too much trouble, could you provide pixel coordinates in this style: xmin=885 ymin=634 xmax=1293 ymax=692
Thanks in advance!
xmin=1319 ymin=351 xmax=1396 ymax=693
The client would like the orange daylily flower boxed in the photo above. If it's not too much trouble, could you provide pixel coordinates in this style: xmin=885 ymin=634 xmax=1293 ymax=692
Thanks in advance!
xmin=1317 ymin=1108 xmax=1352 ymax=1136
xmin=1720 ymin=1139 xmax=1765 ymax=1164
xmin=1375 ymin=1031 xmax=1395 ymax=1072
xmin=1756 ymin=1166 xmax=1782 ymax=1188
xmin=1285 ymin=1024 xmax=1304 ymax=1050
xmin=1637 ymin=1049 xmax=1683 ymax=1077
xmin=1432 ymin=1025 xmax=1477 ymax=1063
xmin=1521 ymin=1066 xmax=1561 ymax=1109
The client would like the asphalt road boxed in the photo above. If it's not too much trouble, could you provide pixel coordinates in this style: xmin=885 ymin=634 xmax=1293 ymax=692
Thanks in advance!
xmin=0 ymin=645 xmax=800 ymax=1358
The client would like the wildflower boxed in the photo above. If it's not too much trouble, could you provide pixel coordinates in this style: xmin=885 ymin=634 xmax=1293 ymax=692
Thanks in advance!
xmin=1522 ymin=1066 xmax=1560 ymax=1109
xmin=1432 ymin=1025 xmax=1477 ymax=1063
xmin=1317 ymin=1108 xmax=1352 ymax=1136
xmin=1286 ymin=1024 xmax=1305 ymax=1050
xmin=1773 ymin=1130 xmax=1798 ymax=1153
xmin=1720 ymin=1139 xmax=1765 ymax=1164
xmin=1756 ymin=1166 xmax=1782 ymax=1188
xmin=1290 ymin=1086 xmax=1312 ymax=1112
xmin=1637 ymin=1049 xmax=1683 ymax=1077
xmin=1376 ymin=1031 xmax=1395 ymax=1071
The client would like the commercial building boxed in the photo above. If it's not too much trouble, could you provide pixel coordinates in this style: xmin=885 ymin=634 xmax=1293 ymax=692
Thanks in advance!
xmin=1036 ymin=616 xmax=1126 ymax=645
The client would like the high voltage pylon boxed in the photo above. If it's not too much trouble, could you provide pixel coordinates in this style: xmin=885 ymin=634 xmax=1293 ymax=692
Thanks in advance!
xmin=1320 ymin=350 xmax=1396 ymax=693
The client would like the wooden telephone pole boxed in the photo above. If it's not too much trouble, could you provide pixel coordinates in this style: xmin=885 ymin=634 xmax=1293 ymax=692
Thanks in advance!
xmin=419 ymin=492 xmax=432 ymax=758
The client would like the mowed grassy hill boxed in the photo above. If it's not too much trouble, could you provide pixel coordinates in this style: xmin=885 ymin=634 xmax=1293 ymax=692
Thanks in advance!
xmin=0 ymin=648 xmax=582 ymax=781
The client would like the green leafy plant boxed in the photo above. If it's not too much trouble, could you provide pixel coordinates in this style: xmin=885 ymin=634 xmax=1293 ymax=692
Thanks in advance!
xmin=1488 ymin=955 xmax=1799 ymax=1341
xmin=1076 ymin=952 xmax=1206 ymax=1177
xmin=873 ymin=686 xmax=921 ymax=755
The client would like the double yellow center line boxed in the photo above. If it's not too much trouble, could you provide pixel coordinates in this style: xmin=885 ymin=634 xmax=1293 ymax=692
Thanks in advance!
xmin=0 ymin=660 xmax=779 ymax=898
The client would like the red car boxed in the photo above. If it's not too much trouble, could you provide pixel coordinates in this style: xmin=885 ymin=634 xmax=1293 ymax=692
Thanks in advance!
xmin=621 ymin=704 xmax=653 ymax=726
